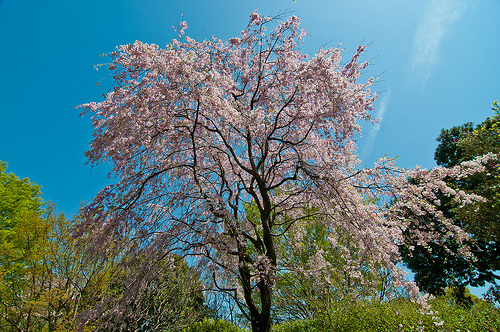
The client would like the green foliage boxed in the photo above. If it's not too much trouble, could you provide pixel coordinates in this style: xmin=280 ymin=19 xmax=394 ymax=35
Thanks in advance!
xmin=0 ymin=196 xmax=104 ymax=331
xmin=435 ymin=100 xmax=500 ymax=243
xmin=0 ymin=161 xmax=208 ymax=331
xmin=452 ymin=103 xmax=500 ymax=244
xmin=0 ymin=160 xmax=44 ymax=255
xmin=271 ymin=209 xmax=395 ymax=323
xmin=460 ymin=100 xmax=500 ymax=160
xmin=184 ymin=318 xmax=243 ymax=332
xmin=402 ymin=101 xmax=500 ymax=304
xmin=273 ymin=319 xmax=324 ymax=332
xmin=274 ymin=296 xmax=500 ymax=332
xmin=238 ymin=200 xmax=397 ymax=324
xmin=429 ymin=295 xmax=500 ymax=332
xmin=434 ymin=122 xmax=474 ymax=167
xmin=0 ymin=161 xmax=62 ymax=331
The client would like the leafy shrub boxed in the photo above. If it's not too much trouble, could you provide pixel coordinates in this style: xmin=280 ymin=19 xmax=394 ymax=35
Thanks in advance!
xmin=274 ymin=296 xmax=500 ymax=332
xmin=184 ymin=318 xmax=243 ymax=332
xmin=430 ymin=296 xmax=500 ymax=331
xmin=273 ymin=319 xmax=325 ymax=332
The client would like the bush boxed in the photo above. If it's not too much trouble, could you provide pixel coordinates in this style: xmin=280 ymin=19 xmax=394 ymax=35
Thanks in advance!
xmin=274 ymin=296 xmax=500 ymax=332
xmin=430 ymin=296 xmax=500 ymax=331
xmin=184 ymin=318 xmax=243 ymax=332
xmin=273 ymin=319 xmax=325 ymax=332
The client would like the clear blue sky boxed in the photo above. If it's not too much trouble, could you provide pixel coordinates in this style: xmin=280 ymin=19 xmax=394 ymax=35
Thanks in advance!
xmin=1 ymin=0 xmax=499 ymax=295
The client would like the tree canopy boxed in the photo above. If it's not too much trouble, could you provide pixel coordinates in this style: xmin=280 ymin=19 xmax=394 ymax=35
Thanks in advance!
xmin=401 ymin=101 xmax=500 ymax=305
xmin=0 ymin=161 xmax=44 ymax=244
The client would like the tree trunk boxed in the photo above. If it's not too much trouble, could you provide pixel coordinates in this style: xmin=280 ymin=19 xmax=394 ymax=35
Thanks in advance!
xmin=240 ymin=254 xmax=274 ymax=332
xmin=256 ymin=281 xmax=273 ymax=332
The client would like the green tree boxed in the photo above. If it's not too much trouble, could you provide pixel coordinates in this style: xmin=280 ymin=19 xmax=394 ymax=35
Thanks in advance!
xmin=0 ymin=161 xmax=208 ymax=331
xmin=434 ymin=122 xmax=474 ymax=168
xmin=0 ymin=161 xmax=73 ymax=331
xmin=0 ymin=160 xmax=44 ymax=252
xmin=401 ymin=101 xmax=500 ymax=304
xmin=453 ymin=101 xmax=500 ymax=242
xmin=0 ymin=162 xmax=131 ymax=331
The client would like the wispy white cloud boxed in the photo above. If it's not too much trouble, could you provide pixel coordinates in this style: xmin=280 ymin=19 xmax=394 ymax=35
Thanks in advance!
xmin=410 ymin=0 xmax=467 ymax=89
xmin=361 ymin=92 xmax=390 ymax=162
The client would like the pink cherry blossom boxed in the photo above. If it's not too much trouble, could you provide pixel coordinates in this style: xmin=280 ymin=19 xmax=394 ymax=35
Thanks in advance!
xmin=78 ymin=12 xmax=491 ymax=332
